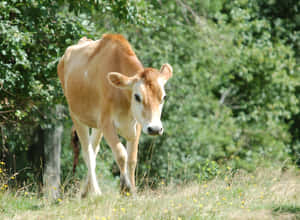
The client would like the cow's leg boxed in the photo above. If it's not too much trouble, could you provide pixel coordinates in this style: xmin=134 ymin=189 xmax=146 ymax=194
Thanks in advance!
xmin=91 ymin=128 xmax=103 ymax=159
xmin=102 ymin=121 xmax=131 ymax=192
xmin=71 ymin=117 xmax=101 ymax=196
xmin=126 ymin=124 xmax=141 ymax=192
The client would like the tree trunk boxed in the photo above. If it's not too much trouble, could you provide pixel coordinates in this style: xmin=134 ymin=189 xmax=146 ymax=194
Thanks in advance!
xmin=43 ymin=105 xmax=64 ymax=199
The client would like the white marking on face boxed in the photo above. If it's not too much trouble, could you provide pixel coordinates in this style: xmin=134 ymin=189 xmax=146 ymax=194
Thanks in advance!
xmin=131 ymin=81 xmax=145 ymax=125
xmin=145 ymin=78 xmax=165 ymax=135
xmin=84 ymin=70 xmax=88 ymax=78
xmin=131 ymin=78 xmax=166 ymax=136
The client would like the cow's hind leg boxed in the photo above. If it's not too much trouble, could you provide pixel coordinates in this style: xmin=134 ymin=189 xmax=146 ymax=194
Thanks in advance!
xmin=71 ymin=116 xmax=101 ymax=197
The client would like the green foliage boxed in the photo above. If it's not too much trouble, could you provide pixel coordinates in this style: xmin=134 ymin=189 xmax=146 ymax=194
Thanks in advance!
xmin=197 ymin=159 xmax=220 ymax=182
xmin=105 ymin=0 xmax=299 ymax=184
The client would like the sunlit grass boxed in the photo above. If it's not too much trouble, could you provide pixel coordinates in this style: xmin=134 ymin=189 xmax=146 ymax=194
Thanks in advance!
xmin=0 ymin=165 xmax=299 ymax=220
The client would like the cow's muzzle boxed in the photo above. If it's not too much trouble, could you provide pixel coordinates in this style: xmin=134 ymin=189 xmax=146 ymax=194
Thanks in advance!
xmin=146 ymin=125 xmax=163 ymax=136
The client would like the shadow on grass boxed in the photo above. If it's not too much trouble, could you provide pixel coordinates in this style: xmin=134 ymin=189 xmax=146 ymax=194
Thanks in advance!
xmin=273 ymin=204 xmax=300 ymax=218
xmin=29 ymin=204 xmax=44 ymax=211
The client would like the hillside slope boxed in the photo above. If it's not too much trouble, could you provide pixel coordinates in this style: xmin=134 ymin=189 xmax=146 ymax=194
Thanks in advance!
xmin=1 ymin=166 xmax=299 ymax=220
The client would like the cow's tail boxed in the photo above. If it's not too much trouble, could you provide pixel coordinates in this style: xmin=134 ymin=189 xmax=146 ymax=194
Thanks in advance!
xmin=71 ymin=126 xmax=80 ymax=174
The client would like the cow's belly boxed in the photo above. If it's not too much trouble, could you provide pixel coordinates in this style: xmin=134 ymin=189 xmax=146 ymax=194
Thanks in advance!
xmin=65 ymin=75 xmax=102 ymax=128
xmin=69 ymin=103 xmax=101 ymax=128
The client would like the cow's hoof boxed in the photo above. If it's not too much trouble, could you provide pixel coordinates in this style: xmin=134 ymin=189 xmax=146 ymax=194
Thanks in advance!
xmin=120 ymin=175 xmax=131 ymax=194
xmin=81 ymin=186 xmax=102 ymax=198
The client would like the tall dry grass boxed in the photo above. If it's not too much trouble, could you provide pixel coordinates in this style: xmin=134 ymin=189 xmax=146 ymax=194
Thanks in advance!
xmin=0 ymin=165 xmax=299 ymax=220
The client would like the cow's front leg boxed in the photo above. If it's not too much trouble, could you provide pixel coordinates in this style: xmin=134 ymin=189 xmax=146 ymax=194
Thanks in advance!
xmin=102 ymin=122 xmax=131 ymax=193
xmin=126 ymin=124 xmax=141 ymax=192
xmin=71 ymin=116 xmax=101 ymax=197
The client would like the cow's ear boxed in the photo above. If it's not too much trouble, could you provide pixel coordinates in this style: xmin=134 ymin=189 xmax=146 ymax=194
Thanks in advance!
xmin=159 ymin=63 xmax=173 ymax=84
xmin=107 ymin=72 xmax=136 ymax=89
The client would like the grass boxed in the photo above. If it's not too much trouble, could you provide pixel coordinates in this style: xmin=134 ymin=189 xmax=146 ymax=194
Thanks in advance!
xmin=0 ymin=165 xmax=299 ymax=220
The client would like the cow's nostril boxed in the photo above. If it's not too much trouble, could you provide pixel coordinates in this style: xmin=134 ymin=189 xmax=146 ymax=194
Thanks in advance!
xmin=147 ymin=127 xmax=154 ymax=133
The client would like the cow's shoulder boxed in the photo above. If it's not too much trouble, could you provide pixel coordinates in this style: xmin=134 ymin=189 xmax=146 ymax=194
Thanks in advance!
xmin=89 ymin=34 xmax=135 ymax=61
xmin=102 ymin=34 xmax=135 ymax=56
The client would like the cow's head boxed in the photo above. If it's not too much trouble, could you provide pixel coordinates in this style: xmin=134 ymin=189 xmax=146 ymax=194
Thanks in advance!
xmin=108 ymin=64 xmax=172 ymax=136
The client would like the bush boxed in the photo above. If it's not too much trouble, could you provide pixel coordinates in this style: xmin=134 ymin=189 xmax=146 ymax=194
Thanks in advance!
xmin=91 ymin=0 xmax=299 ymax=185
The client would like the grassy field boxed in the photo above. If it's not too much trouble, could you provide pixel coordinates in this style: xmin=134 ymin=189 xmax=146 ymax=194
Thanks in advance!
xmin=0 ymin=165 xmax=299 ymax=220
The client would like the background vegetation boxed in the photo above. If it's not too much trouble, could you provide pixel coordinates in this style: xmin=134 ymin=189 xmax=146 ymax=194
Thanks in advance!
xmin=0 ymin=0 xmax=299 ymax=192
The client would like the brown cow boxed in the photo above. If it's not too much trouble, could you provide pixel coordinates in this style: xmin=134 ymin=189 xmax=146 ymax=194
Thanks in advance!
xmin=57 ymin=34 xmax=172 ymax=196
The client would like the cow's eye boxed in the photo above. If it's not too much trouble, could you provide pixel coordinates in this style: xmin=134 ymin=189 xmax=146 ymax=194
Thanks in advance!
xmin=162 ymin=95 xmax=167 ymax=102
xmin=134 ymin=94 xmax=141 ymax=103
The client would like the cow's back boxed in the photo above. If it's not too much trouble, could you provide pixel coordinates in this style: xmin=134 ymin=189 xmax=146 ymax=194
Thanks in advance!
xmin=58 ymin=34 xmax=143 ymax=128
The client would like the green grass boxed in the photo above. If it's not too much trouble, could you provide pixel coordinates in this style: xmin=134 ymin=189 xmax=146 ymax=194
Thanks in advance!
xmin=0 ymin=166 xmax=299 ymax=220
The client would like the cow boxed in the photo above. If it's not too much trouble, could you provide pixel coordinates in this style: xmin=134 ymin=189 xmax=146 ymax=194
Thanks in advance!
xmin=57 ymin=34 xmax=172 ymax=196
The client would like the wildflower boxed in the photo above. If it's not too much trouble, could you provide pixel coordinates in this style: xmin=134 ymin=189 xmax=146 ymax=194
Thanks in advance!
xmin=178 ymin=217 xmax=182 ymax=220
xmin=0 ymin=161 xmax=5 ymax=165
xmin=10 ymin=176 xmax=15 ymax=180
xmin=205 ymin=192 xmax=210 ymax=196
xmin=224 ymin=176 xmax=228 ymax=181
xmin=25 ymin=192 xmax=28 ymax=195
xmin=203 ymin=184 xmax=208 ymax=188
xmin=161 ymin=180 xmax=165 ymax=185
xmin=101 ymin=217 xmax=106 ymax=220
xmin=126 ymin=192 xmax=130 ymax=196
xmin=164 ymin=209 xmax=168 ymax=213
xmin=57 ymin=198 xmax=62 ymax=203
xmin=95 ymin=216 xmax=99 ymax=220
xmin=226 ymin=166 xmax=231 ymax=170
xmin=30 ymin=197 xmax=32 ymax=200
xmin=222 ymin=197 xmax=226 ymax=201
xmin=121 ymin=207 xmax=125 ymax=213
xmin=0 ymin=168 xmax=2 ymax=173
xmin=260 ymin=192 xmax=264 ymax=199
xmin=241 ymin=205 xmax=245 ymax=209
xmin=199 ymin=204 xmax=203 ymax=208
xmin=241 ymin=200 xmax=245 ymax=205
xmin=193 ymin=198 xmax=197 ymax=203
xmin=226 ymin=186 xmax=230 ymax=191
xmin=112 ymin=208 xmax=116 ymax=212
xmin=250 ymin=175 xmax=254 ymax=179
xmin=4 ymin=184 xmax=8 ymax=188
xmin=217 ymin=202 xmax=221 ymax=206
